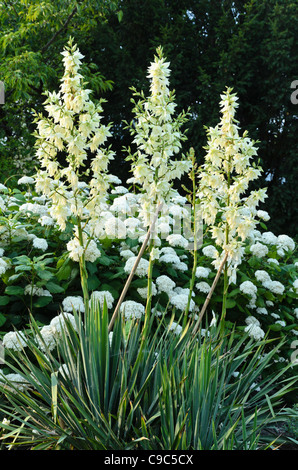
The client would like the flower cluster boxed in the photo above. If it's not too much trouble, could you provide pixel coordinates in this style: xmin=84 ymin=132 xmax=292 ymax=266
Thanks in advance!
xmin=197 ymin=87 xmax=267 ymax=283
xmin=2 ymin=310 xmax=78 ymax=354
xmin=0 ymin=42 xmax=296 ymax=375
xmin=244 ymin=316 xmax=265 ymax=341
xmin=33 ymin=38 xmax=115 ymax=274
xmin=126 ymin=47 xmax=192 ymax=228
xmin=119 ymin=300 xmax=145 ymax=320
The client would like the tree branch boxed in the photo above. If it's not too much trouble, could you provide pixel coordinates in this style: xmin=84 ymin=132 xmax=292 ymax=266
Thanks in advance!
xmin=41 ymin=6 xmax=78 ymax=55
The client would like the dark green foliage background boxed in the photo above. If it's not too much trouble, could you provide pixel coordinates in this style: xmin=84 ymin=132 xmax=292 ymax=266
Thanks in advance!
xmin=0 ymin=0 xmax=297 ymax=236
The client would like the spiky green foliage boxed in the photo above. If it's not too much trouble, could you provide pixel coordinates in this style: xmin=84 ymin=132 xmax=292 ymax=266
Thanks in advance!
xmin=0 ymin=303 xmax=296 ymax=450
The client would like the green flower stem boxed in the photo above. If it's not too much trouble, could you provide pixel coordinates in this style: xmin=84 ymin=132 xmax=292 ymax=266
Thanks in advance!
xmin=192 ymin=250 xmax=228 ymax=335
xmin=184 ymin=149 xmax=198 ymax=327
xmin=220 ymin=155 xmax=231 ymax=332
xmin=108 ymin=203 xmax=163 ymax=334
xmin=220 ymin=261 xmax=229 ymax=333
xmin=143 ymin=240 xmax=154 ymax=338
xmin=77 ymin=218 xmax=89 ymax=315
xmin=185 ymin=247 xmax=197 ymax=316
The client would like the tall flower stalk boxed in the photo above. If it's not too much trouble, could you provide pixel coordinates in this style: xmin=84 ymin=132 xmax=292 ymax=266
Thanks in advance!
xmin=183 ymin=148 xmax=199 ymax=326
xmin=197 ymin=87 xmax=267 ymax=330
xmin=33 ymin=38 xmax=115 ymax=313
xmin=125 ymin=47 xmax=192 ymax=328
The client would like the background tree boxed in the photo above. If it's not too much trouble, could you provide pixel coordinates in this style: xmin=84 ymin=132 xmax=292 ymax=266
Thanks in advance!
xmin=1 ymin=0 xmax=297 ymax=236
xmin=0 ymin=0 xmax=120 ymax=178
xmin=89 ymin=0 xmax=298 ymax=236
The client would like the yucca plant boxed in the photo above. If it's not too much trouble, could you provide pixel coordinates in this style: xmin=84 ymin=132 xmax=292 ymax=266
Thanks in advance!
xmin=0 ymin=300 xmax=164 ymax=450
xmin=134 ymin=324 xmax=297 ymax=450
xmin=0 ymin=304 xmax=296 ymax=450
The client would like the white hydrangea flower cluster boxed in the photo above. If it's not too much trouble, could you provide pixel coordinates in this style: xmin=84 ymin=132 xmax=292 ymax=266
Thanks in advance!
xmin=0 ymin=371 xmax=31 ymax=392
xmin=119 ymin=300 xmax=145 ymax=320
xmin=38 ymin=215 xmax=55 ymax=226
xmin=1 ymin=302 xmax=78 ymax=356
xmin=155 ymin=274 xmax=176 ymax=295
xmin=62 ymin=295 xmax=85 ymax=313
xmin=239 ymin=280 xmax=258 ymax=297
xmin=170 ymin=291 xmax=195 ymax=312
xmin=244 ymin=316 xmax=265 ymax=341
xmin=255 ymin=270 xmax=285 ymax=295
xmin=32 ymin=236 xmax=48 ymax=251
xmin=276 ymin=234 xmax=295 ymax=257
xmin=137 ymin=283 xmax=157 ymax=300
xmin=66 ymin=228 xmax=101 ymax=262
xmin=197 ymin=88 xmax=267 ymax=283
xmin=166 ymin=234 xmax=189 ymax=249
xmin=239 ymin=280 xmax=258 ymax=308
xmin=168 ymin=321 xmax=183 ymax=336
xmin=124 ymin=256 xmax=149 ymax=278
xmin=127 ymin=46 xmax=192 ymax=228
xmin=250 ymin=242 xmax=268 ymax=258
xmin=2 ymin=330 xmax=27 ymax=351
xmin=18 ymin=176 xmax=35 ymax=185
xmin=158 ymin=247 xmax=188 ymax=271
xmin=19 ymin=202 xmax=49 ymax=217
xmin=202 ymin=245 xmax=219 ymax=259
xmin=195 ymin=281 xmax=211 ymax=294
xmin=157 ymin=286 xmax=194 ymax=313
xmin=51 ymin=312 xmax=78 ymax=338
xmin=0 ymin=256 xmax=9 ymax=275
xmin=195 ymin=266 xmax=211 ymax=278
xmin=89 ymin=290 xmax=114 ymax=310
xmin=251 ymin=231 xmax=295 ymax=260
xmin=36 ymin=312 xmax=79 ymax=351
xmin=24 ymin=284 xmax=52 ymax=297
xmin=36 ymin=324 xmax=57 ymax=352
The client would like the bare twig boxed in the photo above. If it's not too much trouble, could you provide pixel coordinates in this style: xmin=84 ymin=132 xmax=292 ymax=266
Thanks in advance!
xmin=108 ymin=203 xmax=163 ymax=332
xmin=192 ymin=251 xmax=228 ymax=335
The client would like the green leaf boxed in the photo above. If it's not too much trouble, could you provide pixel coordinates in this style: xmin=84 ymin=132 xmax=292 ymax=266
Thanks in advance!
xmin=86 ymin=261 xmax=98 ymax=274
xmin=260 ymin=222 xmax=268 ymax=230
xmin=5 ymin=286 xmax=24 ymax=296
xmin=56 ymin=263 xmax=72 ymax=281
xmin=98 ymin=256 xmax=112 ymax=266
xmin=15 ymin=264 xmax=32 ymax=272
xmin=117 ymin=9 xmax=123 ymax=22
xmin=87 ymin=274 xmax=100 ymax=291
xmin=45 ymin=281 xmax=65 ymax=294
xmin=0 ymin=313 xmax=6 ymax=327
xmin=51 ymin=372 xmax=58 ymax=424
xmin=0 ymin=296 xmax=10 ymax=306
xmin=33 ymin=296 xmax=52 ymax=308
xmin=131 ymin=278 xmax=148 ymax=288
xmin=226 ymin=299 xmax=236 ymax=309
xmin=108 ymin=269 xmax=125 ymax=280
xmin=7 ymin=273 xmax=23 ymax=283
xmin=269 ymin=323 xmax=282 ymax=331
xmin=99 ymin=283 xmax=119 ymax=300
xmin=228 ymin=288 xmax=240 ymax=297
xmin=13 ymin=255 xmax=31 ymax=265
xmin=36 ymin=269 xmax=54 ymax=281
xmin=166 ymin=267 xmax=178 ymax=278
xmin=264 ymin=291 xmax=276 ymax=301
